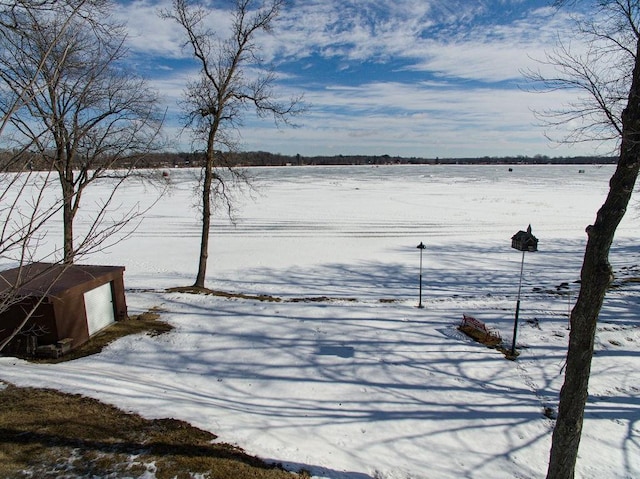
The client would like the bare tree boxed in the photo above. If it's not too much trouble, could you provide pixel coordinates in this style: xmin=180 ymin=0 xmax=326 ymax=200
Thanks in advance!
xmin=161 ymin=0 xmax=303 ymax=289
xmin=528 ymin=2 xmax=640 ymax=477
xmin=0 ymin=1 xmax=83 ymax=353
xmin=0 ymin=0 xmax=165 ymax=353
xmin=0 ymin=0 xmax=164 ymax=264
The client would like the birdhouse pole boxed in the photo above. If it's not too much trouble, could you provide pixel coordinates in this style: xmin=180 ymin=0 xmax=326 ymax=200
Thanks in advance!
xmin=512 ymin=249 xmax=526 ymax=357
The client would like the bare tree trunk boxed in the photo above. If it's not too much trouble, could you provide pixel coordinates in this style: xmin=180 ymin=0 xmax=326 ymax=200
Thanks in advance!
xmin=194 ymin=158 xmax=213 ymax=288
xmin=62 ymin=174 xmax=75 ymax=264
xmin=62 ymin=198 xmax=74 ymax=264
xmin=194 ymin=129 xmax=216 ymax=288
xmin=546 ymin=38 xmax=640 ymax=479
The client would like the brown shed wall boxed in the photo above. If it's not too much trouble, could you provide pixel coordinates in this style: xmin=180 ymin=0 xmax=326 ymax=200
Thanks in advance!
xmin=0 ymin=263 xmax=127 ymax=355
xmin=2 ymin=300 xmax=57 ymax=356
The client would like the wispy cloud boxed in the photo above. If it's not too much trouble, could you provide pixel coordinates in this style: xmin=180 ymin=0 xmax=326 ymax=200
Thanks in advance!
xmin=114 ymin=0 xmax=183 ymax=58
xmin=238 ymin=79 xmax=591 ymax=157
xmin=114 ymin=0 xmax=612 ymax=157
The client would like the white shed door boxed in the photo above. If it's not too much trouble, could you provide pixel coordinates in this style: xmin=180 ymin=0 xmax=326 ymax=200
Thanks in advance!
xmin=84 ymin=282 xmax=115 ymax=336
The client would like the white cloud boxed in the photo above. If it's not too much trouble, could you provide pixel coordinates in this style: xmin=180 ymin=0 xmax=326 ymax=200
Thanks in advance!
xmin=113 ymin=0 xmax=183 ymax=58
xmin=113 ymin=0 xmax=613 ymax=158
xmin=267 ymin=0 xmax=438 ymax=62
xmin=115 ymin=0 xmax=235 ymax=59
xmin=235 ymin=80 xmax=615 ymax=157
xmin=262 ymin=2 xmax=577 ymax=85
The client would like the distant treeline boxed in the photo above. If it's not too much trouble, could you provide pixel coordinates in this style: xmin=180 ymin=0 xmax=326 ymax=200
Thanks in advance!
xmin=137 ymin=151 xmax=617 ymax=168
xmin=0 ymin=149 xmax=617 ymax=171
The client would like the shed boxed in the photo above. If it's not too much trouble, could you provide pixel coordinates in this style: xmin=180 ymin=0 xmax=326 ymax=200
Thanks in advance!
xmin=0 ymin=262 xmax=127 ymax=356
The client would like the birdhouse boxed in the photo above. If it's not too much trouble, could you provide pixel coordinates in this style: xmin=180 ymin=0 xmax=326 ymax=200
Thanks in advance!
xmin=511 ymin=225 xmax=538 ymax=252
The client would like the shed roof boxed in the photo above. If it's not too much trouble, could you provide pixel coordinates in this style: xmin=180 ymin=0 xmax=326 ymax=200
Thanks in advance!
xmin=0 ymin=263 xmax=125 ymax=298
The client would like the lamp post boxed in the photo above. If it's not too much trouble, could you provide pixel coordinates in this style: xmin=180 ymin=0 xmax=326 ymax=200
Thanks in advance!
xmin=417 ymin=242 xmax=426 ymax=308
xmin=510 ymin=225 xmax=538 ymax=358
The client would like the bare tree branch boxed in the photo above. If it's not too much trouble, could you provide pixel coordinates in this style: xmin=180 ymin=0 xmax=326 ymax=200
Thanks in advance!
xmin=525 ymin=0 xmax=639 ymax=151
xmin=532 ymin=2 xmax=640 ymax=478
xmin=0 ymin=1 xmax=165 ymax=264
xmin=0 ymin=0 xmax=167 ymax=352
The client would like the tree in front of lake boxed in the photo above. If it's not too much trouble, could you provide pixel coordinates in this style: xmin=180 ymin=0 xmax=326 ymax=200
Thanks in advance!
xmin=161 ymin=0 xmax=304 ymax=289
xmin=0 ymin=1 xmax=90 ymax=352
xmin=528 ymin=1 xmax=640 ymax=477
xmin=0 ymin=0 xmax=164 ymax=265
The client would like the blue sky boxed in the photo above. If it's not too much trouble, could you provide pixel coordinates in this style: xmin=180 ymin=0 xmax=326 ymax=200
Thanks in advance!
xmin=114 ymin=0 xmax=607 ymax=158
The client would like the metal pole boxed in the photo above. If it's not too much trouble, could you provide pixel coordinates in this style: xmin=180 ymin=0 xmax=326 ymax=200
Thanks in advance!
xmin=417 ymin=242 xmax=425 ymax=308
xmin=511 ymin=250 xmax=526 ymax=356
xmin=418 ymin=246 xmax=423 ymax=308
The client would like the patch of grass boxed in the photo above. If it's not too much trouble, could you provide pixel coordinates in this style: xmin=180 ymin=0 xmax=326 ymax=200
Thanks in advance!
xmin=167 ymin=286 xmax=282 ymax=302
xmin=168 ymin=286 xmax=362 ymax=304
xmin=543 ymin=406 xmax=557 ymax=420
xmin=166 ymin=286 xmax=368 ymax=303
xmin=287 ymin=296 xmax=357 ymax=303
xmin=32 ymin=307 xmax=174 ymax=364
xmin=0 ymin=384 xmax=297 ymax=479
xmin=498 ymin=346 xmax=521 ymax=361
xmin=612 ymin=276 xmax=640 ymax=290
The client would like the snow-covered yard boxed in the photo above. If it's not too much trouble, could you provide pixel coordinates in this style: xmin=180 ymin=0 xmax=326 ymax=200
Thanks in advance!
xmin=1 ymin=164 xmax=639 ymax=479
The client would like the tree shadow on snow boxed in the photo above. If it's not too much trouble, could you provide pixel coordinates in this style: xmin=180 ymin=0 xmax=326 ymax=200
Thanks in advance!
xmin=111 ymin=237 xmax=640 ymax=478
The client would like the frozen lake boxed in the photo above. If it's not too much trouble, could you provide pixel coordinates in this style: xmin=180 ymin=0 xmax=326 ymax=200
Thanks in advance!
xmin=101 ymin=163 xmax=633 ymax=298
xmin=2 ymin=163 xmax=639 ymax=479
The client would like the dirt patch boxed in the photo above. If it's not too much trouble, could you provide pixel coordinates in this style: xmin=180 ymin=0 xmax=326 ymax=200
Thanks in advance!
xmin=167 ymin=286 xmax=282 ymax=302
xmin=287 ymin=296 xmax=357 ymax=303
xmin=167 ymin=286 xmax=362 ymax=304
xmin=166 ymin=286 xmax=370 ymax=303
xmin=0 ymin=383 xmax=299 ymax=479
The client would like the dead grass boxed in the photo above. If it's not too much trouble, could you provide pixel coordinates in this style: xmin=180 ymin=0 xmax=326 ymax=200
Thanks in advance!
xmin=2 ymin=307 xmax=302 ymax=478
xmin=167 ymin=286 xmax=360 ymax=304
xmin=287 ymin=296 xmax=357 ymax=303
xmin=167 ymin=286 xmax=283 ymax=302
xmin=32 ymin=307 xmax=174 ymax=364
xmin=0 ymin=383 xmax=298 ymax=479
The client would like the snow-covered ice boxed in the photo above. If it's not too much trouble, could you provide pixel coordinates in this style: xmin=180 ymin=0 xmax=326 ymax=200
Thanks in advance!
xmin=1 ymin=164 xmax=639 ymax=478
